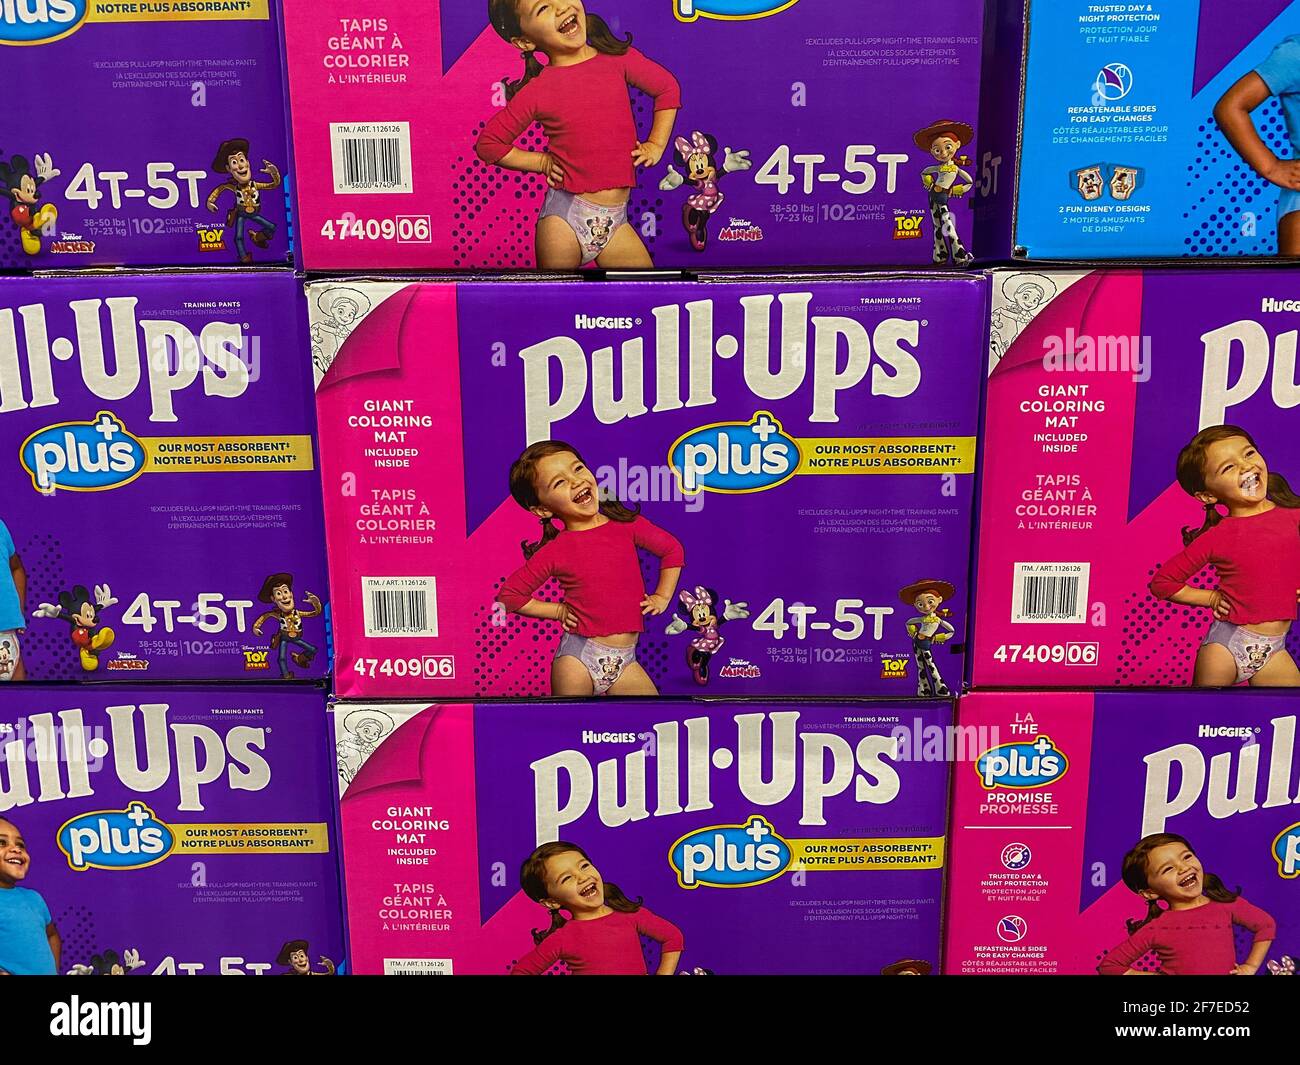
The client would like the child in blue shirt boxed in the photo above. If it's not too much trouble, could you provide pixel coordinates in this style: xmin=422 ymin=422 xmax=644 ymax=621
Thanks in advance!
xmin=0 ymin=519 xmax=26 ymax=681
xmin=1216 ymin=35 xmax=1300 ymax=255
xmin=0 ymin=818 xmax=60 ymax=975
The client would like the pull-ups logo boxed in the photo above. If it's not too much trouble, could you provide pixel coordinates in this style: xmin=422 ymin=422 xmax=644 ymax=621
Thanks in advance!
xmin=674 ymin=0 xmax=800 ymax=22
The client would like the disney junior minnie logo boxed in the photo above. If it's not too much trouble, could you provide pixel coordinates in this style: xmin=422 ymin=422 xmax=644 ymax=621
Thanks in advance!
xmin=674 ymin=0 xmax=800 ymax=22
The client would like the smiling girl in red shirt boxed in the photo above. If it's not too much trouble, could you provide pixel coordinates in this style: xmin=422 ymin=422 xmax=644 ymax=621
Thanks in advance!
xmin=1149 ymin=425 xmax=1300 ymax=687
xmin=497 ymin=440 xmax=684 ymax=697
xmin=1098 ymin=834 xmax=1275 ymax=976
xmin=478 ymin=0 xmax=680 ymax=269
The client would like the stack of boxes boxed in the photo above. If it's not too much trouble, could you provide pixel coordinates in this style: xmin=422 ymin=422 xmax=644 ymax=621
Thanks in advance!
xmin=3 ymin=0 xmax=1297 ymax=979
xmin=294 ymin=0 xmax=992 ymax=976
xmin=0 ymin=7 xmax=344 ymax=976
xmin=947 ymin=0 xmax=1300 ymax=975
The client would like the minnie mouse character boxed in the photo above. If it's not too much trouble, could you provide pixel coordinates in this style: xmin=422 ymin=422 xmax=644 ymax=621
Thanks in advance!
xmin=659 ymin=131 xmax=752 ymax=251
xmin=665 ymin=585 xmax=749 ymax=685
xmin=34 ymin=583 xmax=118 ymax=672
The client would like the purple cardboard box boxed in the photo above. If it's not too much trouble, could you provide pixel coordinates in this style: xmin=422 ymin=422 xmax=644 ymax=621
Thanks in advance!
xmin=0 ymin=685 xmax=345 ymax=976
xmin=334 ymin=698 xmax=951 ymax=975
xmin=974 ymin=267 xmax=1300 ymax=690
xmin=0 ymin=271 xmax=329 ymax=682
xmin=311 ymin=274 xmax=986 ymax=700
xmin=283 ymin=0 xmax=990 ymax=271
xmin=947 ymin=690 xmax=1299 ymax=975
xmin=0 ymin=1 xmax=294 ymax=269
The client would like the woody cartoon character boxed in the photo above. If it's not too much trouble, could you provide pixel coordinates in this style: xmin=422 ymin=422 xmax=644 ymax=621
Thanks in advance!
xmin=206 ymin=138 xmax=282 ymax=263
xmin=899 ymin=578 xmax=956 ymax=698
xmin=0 ymin=151 xmax=59 ymax=256
xmin=914 ymin=120 xmax=975 ymax=266
xmin=251 ymin=573 xmax=321 ymax=679
xmin=275 ymin=939 xmax=335 ymax=976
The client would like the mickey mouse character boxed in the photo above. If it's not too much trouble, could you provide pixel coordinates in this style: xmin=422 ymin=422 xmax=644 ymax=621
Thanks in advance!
xmin=206 ymin=137 xmax=282 ymax=264
xmin=665 ymin=585 xmax=749 ymax=685
xmin=35 ymin=583 xmax=118 ymax=672
xmin=68 ymin=948 xmax=145 ymax=976
xmin=659 ymin=131 xmax=752 ymax=251
xmin=0 ymin=151 xmax=60 ymax=256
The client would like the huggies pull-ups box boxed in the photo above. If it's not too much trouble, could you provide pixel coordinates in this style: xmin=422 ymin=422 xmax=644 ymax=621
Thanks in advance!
xmin=310 ymin=274 xmax=985 ymax=699
xmin=282 ymin=0 xmax=991 ymax=270
xmin=334 ymin=699 xmax=951 ymax=975
xmin=973 ymin=268 xmax=1300 ymax=690
xmin=0 ymin=1 xmax=295 ymax=269
xmin=0 ymin=272 xmax=329 ymax=682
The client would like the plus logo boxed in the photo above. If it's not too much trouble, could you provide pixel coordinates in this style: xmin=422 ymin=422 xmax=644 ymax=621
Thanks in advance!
xmin=20 ymin=410 xmax=148 ymax=493
xmin=674 ymin=0 xmax=801 ymax=23
xmin=669 ymin=813 xmax=794 ymax=888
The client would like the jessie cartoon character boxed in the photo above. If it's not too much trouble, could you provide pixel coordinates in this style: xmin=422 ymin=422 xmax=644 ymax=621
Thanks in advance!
xmin=899 ymin=578 xmax=956 ymax=697
xmin=913 ymin=120 xmax=975 ymax=266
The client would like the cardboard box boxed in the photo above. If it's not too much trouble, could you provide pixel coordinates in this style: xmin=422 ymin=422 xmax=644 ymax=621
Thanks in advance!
xmin=311 ymin=274 xmax=985 ymax=699
xmin=0 ymin=272 xmax=329 ymax=681
xmin=283 ymin=0 xmax=990 ymax=270
xmin=333 ymin=698 xmax=951 ymax=975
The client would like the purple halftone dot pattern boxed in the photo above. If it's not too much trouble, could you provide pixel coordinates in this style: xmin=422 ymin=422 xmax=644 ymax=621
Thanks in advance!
xmin=456 ymin=92 xmax=666 ymax=268
xmin=473 ymin=551 xmax=671 ymax=695
xmin=1113 ymin=565 xmax=1217 ymax=685
xmin=19 ymin=531 xmax=77 ymax=680
xmin=474 ymin=575 xmax=558 ymax=696
xmin=1183 ymin=99 xmax=1288 ymax=257
xmin=1096 ymin=947 xmax=1160 ymax=973
xmin=453 ymin=122 xmax=547 ymax=269
xmin=57 ymin=905 xmax=98 ymax=972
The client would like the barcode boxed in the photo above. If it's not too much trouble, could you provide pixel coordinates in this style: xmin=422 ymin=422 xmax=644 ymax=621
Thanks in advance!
xmin=1011 ymin=563 xmax=1089 ymax=624
xmin=330 ymin=122 xmax=413 ymax=194
xmin=363 ymin=577 xmax=437 ymax=637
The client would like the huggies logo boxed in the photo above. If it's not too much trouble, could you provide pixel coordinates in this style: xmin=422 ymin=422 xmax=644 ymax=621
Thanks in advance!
xmin=20 ymin=411 xmax=146 ymax=492
xmin=57 ymin=801 xmax=176 ymax=871
xmin=670 ymin=815 xmax=792 ymax=888
xmin=669 ymin=411 xmax=799 ymax=495
xmin=1273 ymin=822 xmax=1300 ymax=879
xmin=0 ymin=0 xmax=87 ymax=46
xmin=674 ymin=0 xmax=800 ymax=23
xmin=976 ymin=735 xmax=1068 ymax=789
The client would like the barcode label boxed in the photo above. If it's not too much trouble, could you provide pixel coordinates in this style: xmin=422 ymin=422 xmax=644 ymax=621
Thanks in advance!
xmin=330 ymin=122 xmax=413 ymax=194
xmin=363 ymin=577 xmax=437 ymax=637
xmin=1011 ymin=563 xmax=1090 ymax=624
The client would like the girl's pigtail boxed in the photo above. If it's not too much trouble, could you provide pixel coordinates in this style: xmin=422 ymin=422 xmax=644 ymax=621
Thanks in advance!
xmin=1202 ymin=873 xmax=1240 ymax=905
xmin=1181 ymin=502 xmax=1223 ymax=547
xmin=603 ymin=880 xmax=643 ymax=914
xmin=531 ymin=907 xmax=568 ymax=946
xmin=586 ymin=12 xmax=632 ymax=55
xmin=521 ymin=517 xmax=561 ymax=560
xmin=1126 ymin=897 xmax=1164 ymax=937
xmin=504 ymin=50 xmax=545 ymax=100
xmin=1267 ymin=471 xmax=1300 ymax=510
